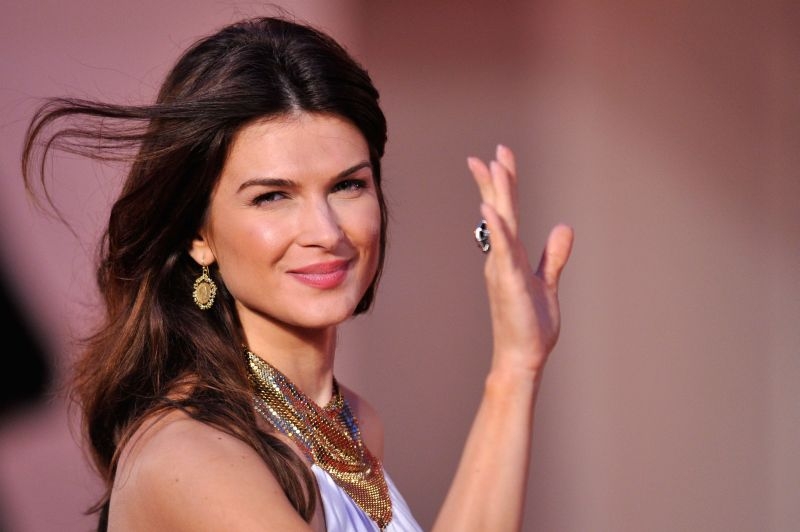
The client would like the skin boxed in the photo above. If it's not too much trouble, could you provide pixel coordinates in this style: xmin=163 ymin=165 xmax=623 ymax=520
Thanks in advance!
xmin=108 ymin=113 xmax=574 ymax=531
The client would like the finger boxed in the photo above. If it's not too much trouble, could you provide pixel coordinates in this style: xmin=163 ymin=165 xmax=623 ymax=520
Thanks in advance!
xmin=536 ymin=223 xmax=574 ymax=288
xmin=467 ymin=156 xmax=496 ymax=207
xmin=480 ymin=201 xmax=512 ymax=259
xmin=496 ymin=144 xmax=517 ymax=186
xmin=493 ymin=145 xmax=519 ymax=234
xmin=490 ymin=159 xmax=518 ymax=236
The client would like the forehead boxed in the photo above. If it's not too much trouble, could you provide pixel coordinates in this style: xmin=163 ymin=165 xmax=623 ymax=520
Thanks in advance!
xmin=221 ymin=112 xmax=370 ymax=183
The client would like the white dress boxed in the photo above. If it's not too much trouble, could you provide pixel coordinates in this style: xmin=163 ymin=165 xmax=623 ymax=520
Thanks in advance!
xmin=311 ymin=465 xmax=424 ymax=532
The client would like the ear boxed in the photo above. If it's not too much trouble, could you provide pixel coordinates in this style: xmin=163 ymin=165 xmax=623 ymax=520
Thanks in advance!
xmin=188 ymin=232 xmax=216 ymax=266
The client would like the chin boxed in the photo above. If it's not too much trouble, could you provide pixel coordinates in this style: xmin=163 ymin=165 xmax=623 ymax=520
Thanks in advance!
xmin=291 ymin=303 xmax=359 ymax=329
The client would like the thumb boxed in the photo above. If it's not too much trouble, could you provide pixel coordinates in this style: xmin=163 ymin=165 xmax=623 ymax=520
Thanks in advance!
xmin=536 ymin=224 xmax=574 ymax=288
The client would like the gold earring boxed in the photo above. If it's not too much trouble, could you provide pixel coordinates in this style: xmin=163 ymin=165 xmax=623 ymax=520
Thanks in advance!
xmin=193 ymin=264 xmax=217 ymax=310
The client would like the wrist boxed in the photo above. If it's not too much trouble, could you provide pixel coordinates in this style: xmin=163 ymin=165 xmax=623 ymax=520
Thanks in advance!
xmin=484 ymin=366 xmax=542 ymax=403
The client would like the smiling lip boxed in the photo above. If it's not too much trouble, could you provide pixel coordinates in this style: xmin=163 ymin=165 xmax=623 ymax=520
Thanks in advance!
xmin=287 ymin=259 xmax=351 ymax=289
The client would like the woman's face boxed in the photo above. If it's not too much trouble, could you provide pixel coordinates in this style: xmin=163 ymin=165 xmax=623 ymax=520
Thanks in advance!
xmin=193 ymin=112 xmax=381 ymax=333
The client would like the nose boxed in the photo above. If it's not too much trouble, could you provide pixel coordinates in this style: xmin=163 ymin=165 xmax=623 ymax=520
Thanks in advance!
xmin=296 ymin=198 xmax=344 ymax=249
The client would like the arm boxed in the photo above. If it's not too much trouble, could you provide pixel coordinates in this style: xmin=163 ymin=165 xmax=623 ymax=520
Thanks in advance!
xmin=432 ymin=145 xmax=574 ymax=532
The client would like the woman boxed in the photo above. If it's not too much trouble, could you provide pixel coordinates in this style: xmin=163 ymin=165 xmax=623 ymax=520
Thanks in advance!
xmin=22 ymin=15 xmax=573 ymax=532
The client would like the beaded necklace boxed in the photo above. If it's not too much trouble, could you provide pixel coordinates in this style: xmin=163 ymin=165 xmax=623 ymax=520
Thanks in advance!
xmin=245 ymin=348 xmax=393 ymax=529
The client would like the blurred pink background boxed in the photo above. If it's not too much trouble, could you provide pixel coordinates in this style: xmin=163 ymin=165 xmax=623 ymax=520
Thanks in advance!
xmin=1 ymin=1 xmax=798 ymax=531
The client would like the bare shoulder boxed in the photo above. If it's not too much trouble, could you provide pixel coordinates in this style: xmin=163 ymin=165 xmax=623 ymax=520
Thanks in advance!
xmin=339 ymin=383 xmax=385 ymax=460
xmin=108 ymin=409 xmax=314 ymax=531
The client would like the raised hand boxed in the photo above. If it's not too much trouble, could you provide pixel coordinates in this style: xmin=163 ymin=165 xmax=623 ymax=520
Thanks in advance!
xmin=468 ymin=145 xmax=574 ymax=379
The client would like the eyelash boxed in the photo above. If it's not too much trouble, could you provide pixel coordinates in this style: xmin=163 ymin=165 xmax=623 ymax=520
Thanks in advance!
xmin=252 ymin=191 xmax=288 ymax=205
xmin=251 ymin=179 xmax=369 ymax=205
xmin=332 ymin=178 xmax=368 ymax=193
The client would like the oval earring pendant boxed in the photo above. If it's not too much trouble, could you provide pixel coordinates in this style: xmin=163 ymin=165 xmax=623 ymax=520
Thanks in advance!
xmin=193 ymin=265 xmax=217 ymax=310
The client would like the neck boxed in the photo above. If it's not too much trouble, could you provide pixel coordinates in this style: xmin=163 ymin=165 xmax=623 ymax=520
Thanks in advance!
xmin=242 ymin=319 xmax=338 ymax=407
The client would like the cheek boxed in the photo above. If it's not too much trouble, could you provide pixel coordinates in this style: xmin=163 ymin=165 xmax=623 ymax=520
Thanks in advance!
xmin=248 ymin=222 xmax=285 ymax=253
xmin=352 ymin=200 xmax=382 ymax=253
xmin=211 ymin=215 xmax=288 ymax=275
xmin=361 ymin=204 xmax=383 ymax=283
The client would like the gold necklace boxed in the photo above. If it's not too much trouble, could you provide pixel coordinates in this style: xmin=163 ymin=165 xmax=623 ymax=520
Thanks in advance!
xmin=245 ymin=349 xmax=393 ymax=529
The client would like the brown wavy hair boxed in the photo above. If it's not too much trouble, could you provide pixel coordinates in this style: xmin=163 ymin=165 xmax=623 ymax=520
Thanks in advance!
xmin=21 ymin=15 xmax=388 ymax=530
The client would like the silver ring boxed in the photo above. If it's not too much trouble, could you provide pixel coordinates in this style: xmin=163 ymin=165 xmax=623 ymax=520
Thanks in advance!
xmin=474 ymin=219 xmax=490 ymax=253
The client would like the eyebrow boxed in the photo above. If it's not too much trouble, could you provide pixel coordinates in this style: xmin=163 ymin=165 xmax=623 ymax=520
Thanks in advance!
xmin=237 ymin=161 xmax=372 ymax=192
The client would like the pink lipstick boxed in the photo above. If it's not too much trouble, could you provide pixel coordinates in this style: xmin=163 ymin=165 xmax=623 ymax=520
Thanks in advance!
xmin=287 ymin=259 xmax=350 ymax=289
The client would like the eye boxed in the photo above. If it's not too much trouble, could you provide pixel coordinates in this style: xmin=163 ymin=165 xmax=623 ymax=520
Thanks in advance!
xmin=332 ymin=178 xmax=368 ymax=195
xmin=252 ymin=190 xmax=288 ymax=205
